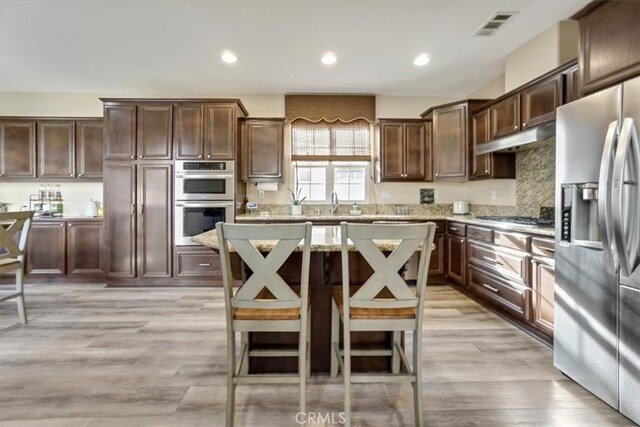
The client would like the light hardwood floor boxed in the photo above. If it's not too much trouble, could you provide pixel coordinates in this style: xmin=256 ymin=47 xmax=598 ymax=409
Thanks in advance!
xmin=0 ymin=284 xmax=634 ymax=427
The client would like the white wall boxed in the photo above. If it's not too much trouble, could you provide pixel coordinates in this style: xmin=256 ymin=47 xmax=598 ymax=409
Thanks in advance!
xmin=468 ymin=74 xmax=505 ymax=99
xmin=504 ymin=20 xmax=578 ymax=91
xmin=0 ymin=182 xmax=103 ymax=216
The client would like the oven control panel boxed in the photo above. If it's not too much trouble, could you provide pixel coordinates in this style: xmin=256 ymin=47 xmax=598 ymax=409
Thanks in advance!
xmin=183 ymin=162 xmax=226 ymax=171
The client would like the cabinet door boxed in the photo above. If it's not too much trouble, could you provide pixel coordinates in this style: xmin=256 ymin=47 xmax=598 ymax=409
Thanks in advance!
xmin=204 ymin=104 xmax=236 ymax=159
xmin=38 ymin=121 xmax=75 ymax=178
xmin=242 ymin=119 xmax=284 ymax=182
xmin=471 ymin=109 xmax=491 ymax=179
xmin=380 ymin=122 xmax=404 ymax=180
xmin=104 ymin=104 xmax=136 ymax=160
xmin=565 ymin=65 xmax=580 ymax=104
xmin=26 ymin=222 xmax=66 ymax=275
xmin=446 ymin=235 xmax=466 ymax=285
xmin=175 ymin=246 xmax=222 ymax=280
xmin=137 ymin=163 xmax=172 ymax=278
xmin=404 ymin=122 xmax=425 ymax=180
xmin=490 ymin=94 xmax=520 ymax=139
xmin=174 ymin=104 xmax=204 ymax=159
xmin=428 ymin=233 xmax=446 ymax=276
xmin=137 ymin=104 xmax=173 ymax=160
xmin=104 ymin=163 xmax=136 ymax=277
xmin=531 ymin=258 xmax=555 ymax=335
xmin=0 ymin=120 xmax=36 ymax=178
xmin=521 ymin=74 xmax=564 ymax=129
xmin=67 ymin=221 xmax=104 ymax=275
xmin=578 ymin=0 xmax=640 ymax=95
xmin=424 ymin=120 xmax=433 ymax=182
xmin=76 ymin=120 xmax=104 ymax=179
xmin=433 ymin=104 xmax=468 ymax=181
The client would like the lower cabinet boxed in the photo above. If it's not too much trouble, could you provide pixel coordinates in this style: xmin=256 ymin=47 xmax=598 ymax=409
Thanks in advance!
xmin=531 ymin=257 xmax=555 ymax=335
xmin=429 ymin=232 xmax=446 ymax=278
xmin=446 ymin=234 xmax=466 ymax=285
xmin=174 ymin=246 xmax=222 ymax=281
xmin=468 ymin=266 xmax=531 ymax=321
xmin=26 ymin=220 xmax=103 ymax=277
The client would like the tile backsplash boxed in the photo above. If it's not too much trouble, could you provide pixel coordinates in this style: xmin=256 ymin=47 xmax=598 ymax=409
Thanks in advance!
xmin=514 ymin=144 xmax=555 ymax=217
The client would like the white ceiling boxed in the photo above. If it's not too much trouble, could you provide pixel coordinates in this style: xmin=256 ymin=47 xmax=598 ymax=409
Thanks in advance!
xmin=0 ymin=0 xmax=589 ymax=97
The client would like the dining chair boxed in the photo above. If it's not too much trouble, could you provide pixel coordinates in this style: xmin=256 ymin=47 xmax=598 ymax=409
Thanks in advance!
xmin=216 ymin=221 xmax=312 ymax=427
xmin=0 ymin=211 xmax=34 ymax=324
xmin=330 ymin=221 xmax=436 ymax=426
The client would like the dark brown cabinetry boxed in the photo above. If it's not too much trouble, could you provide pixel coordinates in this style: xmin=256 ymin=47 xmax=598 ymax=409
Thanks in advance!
xmin=468 ymin=266 xmax=531 ymax=321
xmin=531 ymin=237 xmax=555 ymax=335
xmin=428 ymin=221 xmax=446 ymax=280
xmin=204 ymin=104 xmax=236 ymax=159
xmin=446 ymin=222 xmax=467 ymax=285
xmin=0 ymin=120 xmax=36 ymax=178
xmin=565 ymin=65 xmax=580 ymax=104
xmin=425 ymin=100 xmax=487 ymax=182
xmin=574 ymin=0 xmax=640 ymax=95
xmin=490 ymin=94 xmax=521 ymax=139
xmin=521 ymin=73 xmax=564 ymax=129
xmin=104 ymin=104 xmax=137 ymax=160
xmin=67 ymin=221 xmax=104 ymax=275
xmin=174 ymin=104 xmax=204 ymax=159
xmin=76 ymin=120 xmax=104 ymax=179
xmin=24 ymin=220 xmax=103 ymax=278
xmin=175 ymin=246 xmax=222 ymax=279
xmin=375 ymin=119 xmax=429 ymax=182
xmin=26 ymin=222 xmax=66 ymax=275
xmin=242 ymin=118 xmax=285 ymax=182
xmin=471 ymin=109 xmax=516 ymax=180
xmin=37 ymin=120 xmax=75 ymax=178
xmin=137 ymin=104 xmax=173 ymax=160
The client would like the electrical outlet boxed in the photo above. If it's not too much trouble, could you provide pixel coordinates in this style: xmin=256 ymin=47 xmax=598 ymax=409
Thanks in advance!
xmin=491 ymin=190 xmax=497 ymax=200
xmin=258 ymin=190 xmax=265 ymax=200
xmin=382 ymin=191 xmax=390 ymax=200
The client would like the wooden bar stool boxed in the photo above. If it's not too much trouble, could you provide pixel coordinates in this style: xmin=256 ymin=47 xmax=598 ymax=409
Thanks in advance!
xmin=0 ymin=211 xmax=34 ymax=324
xmin=216 ymin=221 xmax=312 ymax=427
xmin=330 ymin=222 xmax=436 ymax=426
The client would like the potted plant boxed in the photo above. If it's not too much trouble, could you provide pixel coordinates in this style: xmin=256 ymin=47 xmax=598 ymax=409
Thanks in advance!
xmin=288 ymin=186 xmax=306 ymax=215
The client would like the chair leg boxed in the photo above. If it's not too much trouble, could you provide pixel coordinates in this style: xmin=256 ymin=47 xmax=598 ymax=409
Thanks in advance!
xmin=16 ymin=268 xmax=27 ymax=324
xmin=306 ymin=313 xmax=311 ymax=378
xmin=412 ymin=329 xmax=424 ymax=427
xmin=239 ymin=332 xmax=249 ymax=375
xmin=391 ymin=331 xmax=401 ymax=374
xmin=299 ymin=318 xmax=307 ymax=415
xmin=226 ymin=331 xmax=237 ymax=427
xmin=330 ymin=299 xmax=339 ymax=378
xmin=343 ymin=323 xmax=351 ymax=427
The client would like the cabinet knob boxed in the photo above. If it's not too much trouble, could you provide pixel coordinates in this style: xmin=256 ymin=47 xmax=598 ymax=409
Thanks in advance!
xmin=68 ymin=224 xmax=73 ymax=227
xmin=59 ymin=224 xmax=64 ymax=227
xmin=435 ymin=173 xmax=439 ymax=177
xmin=78 ymin=173 xmax=84 ymax=177
xmin=522 ymin=123 xmax=527 ymax=128
xmin=485 ymin=169 xmax=489 ymax=174
xmin=70 ymin=173 xmax=74 ymax=177
xmin=207 ymin=155 xmax=211 ymax=159
xmin=130 ymin=155 xmax=135 ymax=159
xmin=514 ymin=125 xmax=518 ymax=130
xmin=198 ymin=155 xmax=202 ymax=158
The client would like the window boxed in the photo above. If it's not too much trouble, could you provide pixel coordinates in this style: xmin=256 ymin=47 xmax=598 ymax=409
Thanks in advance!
xmin=294 ymin=162 xmax=368 ymax=203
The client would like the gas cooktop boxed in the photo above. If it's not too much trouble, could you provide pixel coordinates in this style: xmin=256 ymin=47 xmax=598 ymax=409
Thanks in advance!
xmin=475 ymin=216 xmax=555 ymax=227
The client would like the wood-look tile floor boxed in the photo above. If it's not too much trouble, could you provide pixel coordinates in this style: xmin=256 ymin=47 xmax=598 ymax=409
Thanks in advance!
xmin=0 ymin=284 xmax=634 ymax=427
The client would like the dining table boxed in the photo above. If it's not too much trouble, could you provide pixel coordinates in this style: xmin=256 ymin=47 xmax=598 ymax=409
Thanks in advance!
xmin=193 ymin=224 xmax=435 ymax=375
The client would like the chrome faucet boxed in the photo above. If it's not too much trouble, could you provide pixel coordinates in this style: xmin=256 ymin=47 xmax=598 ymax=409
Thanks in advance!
xmin=330 ymin=191 xmax=339 ymax=215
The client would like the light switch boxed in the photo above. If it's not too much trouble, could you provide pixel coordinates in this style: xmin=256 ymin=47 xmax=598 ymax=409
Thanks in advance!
xmin=382 ymin=191 xmax=390 ymax=200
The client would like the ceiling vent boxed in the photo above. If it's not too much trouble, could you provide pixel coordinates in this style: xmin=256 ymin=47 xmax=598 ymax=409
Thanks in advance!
xmin=473 ymin=12 xmax=518 ymax=37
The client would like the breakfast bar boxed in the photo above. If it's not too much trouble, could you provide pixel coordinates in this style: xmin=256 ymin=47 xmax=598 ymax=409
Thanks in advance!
xmin=193 ymin=224 xmax=433 ymax=375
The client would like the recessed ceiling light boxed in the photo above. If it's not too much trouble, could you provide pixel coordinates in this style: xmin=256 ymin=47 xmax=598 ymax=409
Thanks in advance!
xmin=413 ymin=53 xmax=430 ymax=66
xmin=321 ymin=52 xmax=337 ymax=65
xmin=221 ymin=51 xmax=237 ymax=64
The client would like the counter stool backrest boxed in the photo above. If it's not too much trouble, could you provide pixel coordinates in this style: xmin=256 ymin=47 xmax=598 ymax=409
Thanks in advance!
xmin=0 ymin=211 xmax=34 ymax=261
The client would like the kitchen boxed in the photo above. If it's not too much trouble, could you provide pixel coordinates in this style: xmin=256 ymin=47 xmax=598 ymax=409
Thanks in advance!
xmin=0 ymin=0 xmax=639 ymax=426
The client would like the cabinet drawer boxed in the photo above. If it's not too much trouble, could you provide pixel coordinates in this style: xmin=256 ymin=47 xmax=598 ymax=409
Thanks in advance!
xmin=467 ymin=241 xmax=529 ymax=285
xmin=433 ymin=220 xmax=446 ymax=234
xmin=532 ymin=237 xmax=555 ymax=259
xmin=175 ymin=249 xmax=221 ymax=278
xmin=494 ymin=230 xmax=529 ymax=252
xmin=469 ymin=266 xmax=530 ymax=321
xmin=467 ymin=225 xmax=493 ymax=243
xmin=447 ymin=222 xmax=466 ymax=237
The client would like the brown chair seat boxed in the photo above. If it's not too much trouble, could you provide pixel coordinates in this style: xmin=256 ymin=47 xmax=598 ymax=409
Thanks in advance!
xmin=332 ymin=286 xmax=415 ymax=319
xmin=0 ymin=258 xmax=21 ymax=273
xmin=233 ymin=286 xmax=310 ymax=320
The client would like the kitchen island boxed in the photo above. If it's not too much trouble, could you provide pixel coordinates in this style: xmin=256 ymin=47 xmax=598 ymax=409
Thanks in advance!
xmin=193 ymin=225 xmax=435 ymax=375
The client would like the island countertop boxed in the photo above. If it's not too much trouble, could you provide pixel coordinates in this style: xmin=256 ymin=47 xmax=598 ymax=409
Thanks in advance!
xmin=192 ymin=224 xmax=435 ymax=252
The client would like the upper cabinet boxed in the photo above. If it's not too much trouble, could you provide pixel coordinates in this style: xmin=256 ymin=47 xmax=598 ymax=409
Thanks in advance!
xmin=574 ymin=0 xmax=640 ymax=96
xmin=521 ymin=73 xmax=564 ymax=129
xmin=490 ymin=94 xmax=521 ymax=139
xmin=0 ymin=119 xmax=36 ymax=178
xmin=241 ymin=118 xmax=285 ymax=182
xmin=103 ymin=99 xmax=247 ymax=162
xmin=564 ymin=64 xmax=580 ymax=104
xmin=471 ymin=109 xmax=515 ymax=180
xmin=0 ymin=117 xmax=103 ymax=180
xmin=423 ymin=100 xmax=488 ymax=182
xmin=374 ymin=119 xmax=430 ymax=182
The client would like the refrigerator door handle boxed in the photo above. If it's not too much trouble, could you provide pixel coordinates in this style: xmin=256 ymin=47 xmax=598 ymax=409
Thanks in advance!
xmin=598 ymin=120 xmax=620 ymax=274
xmin=613 ymin=118 xmax=640 ymax=278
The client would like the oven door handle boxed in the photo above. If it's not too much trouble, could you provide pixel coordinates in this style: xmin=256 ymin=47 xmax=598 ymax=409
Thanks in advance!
xmin=175 ymin=202 xmax=235 ymax=208
xmin=175 ymin=173 xmax=234 ymax=179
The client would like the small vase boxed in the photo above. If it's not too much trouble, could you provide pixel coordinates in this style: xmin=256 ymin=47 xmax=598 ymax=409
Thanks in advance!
xmin=291 ymin=205 xmax=302 ymax=216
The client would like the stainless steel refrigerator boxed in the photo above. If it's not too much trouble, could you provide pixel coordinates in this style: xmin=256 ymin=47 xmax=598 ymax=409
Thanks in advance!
xmin=555 ymin=76 xmax=640 ymax=424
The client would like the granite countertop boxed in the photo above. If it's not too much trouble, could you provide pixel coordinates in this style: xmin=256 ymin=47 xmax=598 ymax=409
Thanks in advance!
xmin=235 ymin=214 xmax=555 ymax=237
xmin=32 ymin=215 xmax=104 ymax=222
xmin=192 ymin=225 xmax=435 ymax=253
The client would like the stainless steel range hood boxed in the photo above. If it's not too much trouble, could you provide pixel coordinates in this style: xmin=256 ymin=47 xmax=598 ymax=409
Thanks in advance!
xmin=475 ymin=121 xmax=556 ymax=155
